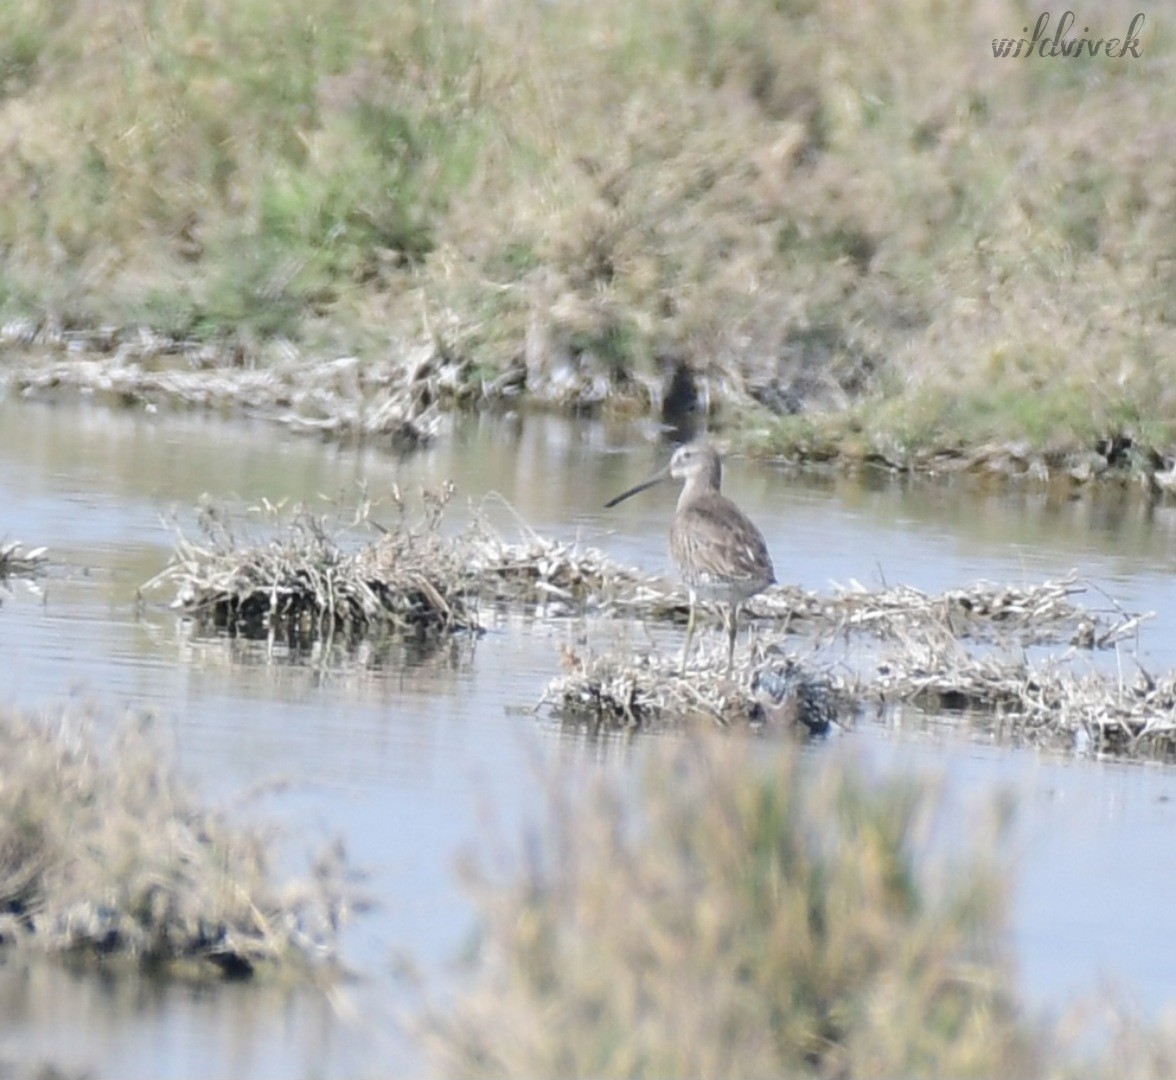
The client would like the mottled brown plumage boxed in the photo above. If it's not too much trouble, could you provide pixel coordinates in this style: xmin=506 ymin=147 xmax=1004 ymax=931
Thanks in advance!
xmin=605 ymin=443 xmax=775 ymax=674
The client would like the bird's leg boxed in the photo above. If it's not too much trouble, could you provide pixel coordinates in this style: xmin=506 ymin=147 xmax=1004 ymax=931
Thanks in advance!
xmin=680 ymin=592 xmax=698 ymax=676
xmin=725 ymin=603 xmax=740 ymax=676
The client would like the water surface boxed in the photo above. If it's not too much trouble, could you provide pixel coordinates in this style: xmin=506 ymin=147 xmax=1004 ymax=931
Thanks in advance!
xmin=3 ymin=399 xmax=1176 ymax=1076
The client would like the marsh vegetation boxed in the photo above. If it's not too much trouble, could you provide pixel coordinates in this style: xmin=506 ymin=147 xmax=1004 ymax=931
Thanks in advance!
xmin=0 ymin=707 xmax=351 ymax=980
xmin=3 ymin=0 xmax=1176 ymax=1073
xmin=1 ymin=0 xmax=1171 ymax=472
xmin=0 ymin=541 xmax=47 ymax=579
xmin=151 ymin=497 xmax=1170 ymax=759
xmin=424 ymin=735 xmax=1176 ymax=1080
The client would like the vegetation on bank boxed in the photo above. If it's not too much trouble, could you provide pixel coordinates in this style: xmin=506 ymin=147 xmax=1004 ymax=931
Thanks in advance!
xmin=0 ymin=706 xmax=350 ymax=979
xmin=1 ymin=0 xmax=1171 ymax=465
xmin=423 ymin=735 xmax=1176 ymax=1079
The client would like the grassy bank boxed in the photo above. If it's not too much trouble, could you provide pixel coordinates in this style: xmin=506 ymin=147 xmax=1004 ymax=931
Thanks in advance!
xmin=424 ymin=735 xmax=1176 ymax=1078
xmin=1 ymin=0 xmax=1171 ymax=463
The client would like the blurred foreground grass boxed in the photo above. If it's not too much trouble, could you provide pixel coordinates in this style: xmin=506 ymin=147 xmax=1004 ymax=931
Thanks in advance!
xmin=0 ymin=0 xmax=1171 ymax=459
xmin=0 ymin=706 xmax=345 ymax=978
xmin=424 ymin=735 xmax=1176 ymax=1079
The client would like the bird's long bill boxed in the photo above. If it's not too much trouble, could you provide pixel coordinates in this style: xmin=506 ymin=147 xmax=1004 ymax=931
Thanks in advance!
xmin=603 ymin=464 xmax=671 ymax=508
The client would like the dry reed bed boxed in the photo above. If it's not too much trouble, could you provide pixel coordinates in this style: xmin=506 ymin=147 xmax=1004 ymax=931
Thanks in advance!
xmin=754 ymin=573 xmax=1112 ymax=647
xmin=4 ymin=320 xmax=1175 ymax=491
xmin=545 ymin=648 xmax=847 ymax=736
xmin=0 ymin=707 xmax=350 ymax=979
xmin=146 ymin=495 xmax=478 ymax=639
xmin=5 ymin=325 xmax=1176 ymax=489
xmin=546 ymin=575 xmax=1164 ymax=755
xmin=793 ymin=435 xmax=1165 ymax=487
xmin=459 ymin=506 xmax=656 ymax=613
xmin=149 ymin=500 xmax=1174 ymax=756
xmin=146 ymin=492 xmax=656 ymax=638
xmin=868 ymin=648 xmax=1176 ymax=758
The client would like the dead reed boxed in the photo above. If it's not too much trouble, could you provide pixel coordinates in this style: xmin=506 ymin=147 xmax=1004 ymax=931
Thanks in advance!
xmin=868 ymin=650 xmax=1176 ymax=759
xmin=145 ymin=492 xmax=479 ymax=639
xmin=544 ymin=647 xmax=848 ymax=735
xmin=460 ymin=499 xmax=657 ymax=613
xmin=2 ymin=327 xmax=464 ymax=451
xmin=147 ymin=490 xmax=656 ymax=638
xmin=0 ymin=540 xmax=48 ymax=578
xmin=753 ymin=572 xmax=1117 ymax=649
xmin=148 ymin=495 xmax=1173 ymax=758
xmin=542 ymin=573 xmax=1162 ymax=756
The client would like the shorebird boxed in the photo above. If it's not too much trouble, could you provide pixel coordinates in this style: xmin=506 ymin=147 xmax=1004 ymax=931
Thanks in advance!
xmin=605 ymin=443 xmax=775 ymax=675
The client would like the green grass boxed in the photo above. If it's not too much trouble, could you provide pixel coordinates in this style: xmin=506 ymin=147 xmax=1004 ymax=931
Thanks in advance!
xmin=0 ymin=0 xmax=1173 ymax=457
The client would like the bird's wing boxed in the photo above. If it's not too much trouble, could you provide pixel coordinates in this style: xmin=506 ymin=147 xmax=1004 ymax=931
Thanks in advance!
xmin=671 ymin=495 xmax=775 ymax=587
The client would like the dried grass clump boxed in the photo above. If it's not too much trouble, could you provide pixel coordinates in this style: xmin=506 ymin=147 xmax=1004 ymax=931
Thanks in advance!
xmin=544 ymin=646 xmax=847 ymax=735
xmin=543 ymin=572 xmax=1157 ymax=751
xmin=870 ymin=651 xmax=1176 ymax=760
xmin=845 ymin=576 xmax=1162 ymax=753
xmin=605 ymin=573 xmax=1122 ymax=651
xmin=460 ymin=504 xmax=657 ymax=613
xmin=149 ymin=490 xmax=670 ymax=640
xmin=0 ymin=540 xmax=48 ymax=579
xmin=146 ymin=491 xmax=479 ymax=639
xmin=0 ymin=707 xmax=349 ymax=979
xmin=541 ymin=647 xmax=743 ymax=731
xmin=423 ymin=736 xmax=1034 ymax=1079
xmin=754 ymin=573 xmax=1125 ymax=650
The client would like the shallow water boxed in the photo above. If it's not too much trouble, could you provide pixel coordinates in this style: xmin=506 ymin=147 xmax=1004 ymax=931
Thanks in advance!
xmin=2 ymin=398 xmax=1176 ymax=1076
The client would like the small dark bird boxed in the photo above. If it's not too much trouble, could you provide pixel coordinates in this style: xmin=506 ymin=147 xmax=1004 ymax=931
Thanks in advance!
xmin=605 ymin=443 xmax=775 ymax=675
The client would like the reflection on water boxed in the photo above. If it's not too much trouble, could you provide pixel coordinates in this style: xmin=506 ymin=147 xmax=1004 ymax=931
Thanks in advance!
xmin=0 ymin=959 xmax=387 ymax=1080
xmin=3 ymin=398 xmax=1176 ymax=1077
